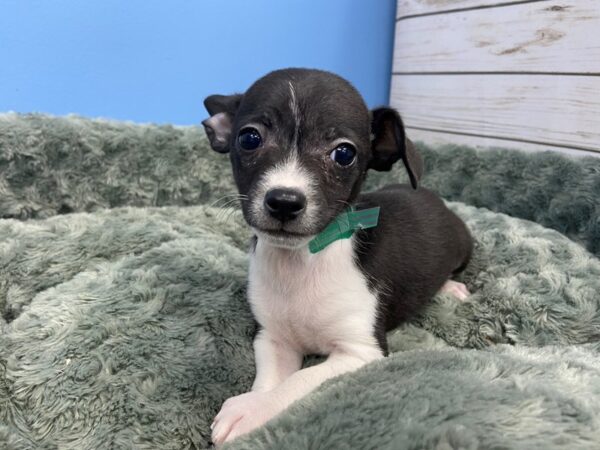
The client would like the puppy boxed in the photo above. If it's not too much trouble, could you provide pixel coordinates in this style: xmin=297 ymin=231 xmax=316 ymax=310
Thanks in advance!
xmin=202 ymin=68 xmax=473 ymax=445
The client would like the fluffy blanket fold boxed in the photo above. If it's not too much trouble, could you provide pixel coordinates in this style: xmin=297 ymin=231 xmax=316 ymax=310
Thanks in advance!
xmin=1 ymin=114 xmax=599 ymax=449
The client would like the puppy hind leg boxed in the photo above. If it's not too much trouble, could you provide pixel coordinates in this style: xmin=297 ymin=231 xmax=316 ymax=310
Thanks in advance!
xmin=439 ymin=279 xmax=470 ymax=301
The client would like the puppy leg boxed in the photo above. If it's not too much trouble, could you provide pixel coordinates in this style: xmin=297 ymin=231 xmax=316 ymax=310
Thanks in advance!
xmin=440 ymin=279 xmax=470 ymax=301
xmin=251 ymin=330 xmax=303 ymax=392
xmin=211 ymin=330 xmax=301 ymax=445
xmin=214 ymin=344 xmax=383 ymax=445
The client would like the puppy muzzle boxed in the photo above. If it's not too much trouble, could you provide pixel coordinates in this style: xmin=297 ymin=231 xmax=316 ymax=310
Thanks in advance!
xmin=263 ymin=188 xmax=306 ymax=223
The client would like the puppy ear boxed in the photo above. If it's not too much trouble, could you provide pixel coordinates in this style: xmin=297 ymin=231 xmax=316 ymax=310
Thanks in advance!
xmin=370 ymin=107 xmax=423 ymax=189
xmin=201 ymin=94 xmax=243 ymax=153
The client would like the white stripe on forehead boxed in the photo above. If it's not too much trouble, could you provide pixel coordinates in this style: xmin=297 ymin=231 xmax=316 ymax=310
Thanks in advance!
xmin=288 ymin=81 xmax=301 ymax=152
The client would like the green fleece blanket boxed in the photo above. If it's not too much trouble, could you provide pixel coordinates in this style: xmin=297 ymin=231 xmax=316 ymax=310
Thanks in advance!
xmin=1 ymin=114 xmax=600 ymax=449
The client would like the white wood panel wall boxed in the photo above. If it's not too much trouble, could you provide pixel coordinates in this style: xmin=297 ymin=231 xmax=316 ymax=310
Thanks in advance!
xmin=391 ymin=0 xmax=600 ymax=156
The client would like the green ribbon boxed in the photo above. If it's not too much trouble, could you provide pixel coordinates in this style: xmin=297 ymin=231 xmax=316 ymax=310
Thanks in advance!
xmin=308 ymin=206 xmax=380 ymax=254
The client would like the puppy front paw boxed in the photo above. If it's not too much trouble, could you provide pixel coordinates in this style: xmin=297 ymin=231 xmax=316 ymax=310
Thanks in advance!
xmin=211 ymin=391 xmax=281 ymax=446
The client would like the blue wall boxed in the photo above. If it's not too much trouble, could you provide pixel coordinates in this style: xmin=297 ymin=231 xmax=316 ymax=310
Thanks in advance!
xmin=0 ymin=0 xmax=396 ymax=125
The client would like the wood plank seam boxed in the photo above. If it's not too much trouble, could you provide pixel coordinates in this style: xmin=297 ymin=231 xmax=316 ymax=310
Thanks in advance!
xmin=392 ymin=72 xmax=600 ymax=77
xmin=404 ymin=128 xmax=599 ymax=157
xmin=397 ymin=0 xmax=551 ymax=21
xmin=406 ymin=126 xmax=600 ymax=153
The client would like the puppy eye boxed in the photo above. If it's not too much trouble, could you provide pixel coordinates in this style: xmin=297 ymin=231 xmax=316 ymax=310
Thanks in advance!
xmin=238 ymin=127 xmax=262 ymax=151
xmin=330 ymin=143 xmax=356 ymax=167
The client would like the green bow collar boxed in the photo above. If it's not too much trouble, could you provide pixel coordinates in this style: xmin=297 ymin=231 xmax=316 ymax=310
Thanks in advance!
xmin=308 ymin=206 xmax=380 ymax=254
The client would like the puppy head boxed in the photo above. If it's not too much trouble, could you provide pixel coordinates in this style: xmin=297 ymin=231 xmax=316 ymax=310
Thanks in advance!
xmin=202 ymin=68 xmax=422 ymax=249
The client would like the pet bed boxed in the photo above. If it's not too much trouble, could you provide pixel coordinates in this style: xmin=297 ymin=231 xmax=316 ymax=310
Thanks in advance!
xmin=1 ymin=114 xmax=599 ymax=449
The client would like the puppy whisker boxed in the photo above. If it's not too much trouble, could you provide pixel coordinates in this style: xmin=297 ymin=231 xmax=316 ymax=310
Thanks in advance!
xmin=212 ymin=198 xmax=247 ymax=218
xmin=216 ymin=207 xmax=242 ymax=224
xmin=336 ymin=199 xmax=353 ymax=209
xmin=209 ymin=194 xmax=248 ymax=209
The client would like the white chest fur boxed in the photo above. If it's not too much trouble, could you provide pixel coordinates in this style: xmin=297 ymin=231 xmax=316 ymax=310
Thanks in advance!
xmin=248 ymin=237 xmax=381 ymax=356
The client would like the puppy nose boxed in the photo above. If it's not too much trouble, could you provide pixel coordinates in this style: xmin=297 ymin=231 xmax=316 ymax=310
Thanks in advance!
xmin=264 ymin=188 xmax=306 ymax=222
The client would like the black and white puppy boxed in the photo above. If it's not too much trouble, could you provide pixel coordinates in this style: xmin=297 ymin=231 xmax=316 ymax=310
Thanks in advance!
xmin=202 ymin=68 xmax=473 ymax=445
